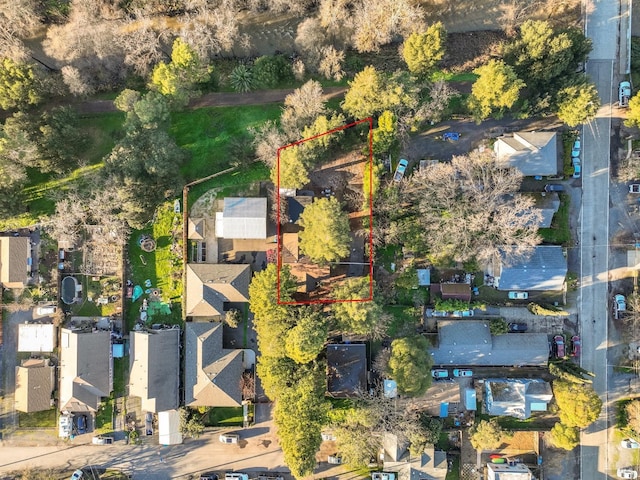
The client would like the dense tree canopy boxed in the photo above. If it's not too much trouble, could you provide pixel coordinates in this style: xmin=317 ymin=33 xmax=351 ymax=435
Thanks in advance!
xmin=285 ymin=308 xmax=327 ymax=364
xmin=556 ymin=82 xmax=600 ymax=126
xmin=468 ymin=59 xmax=524 ymax=121
xmin=402 ymin=22 xmax=447 ymax=76
xmin=388 ymin=335 xmax=433 ymax=396
xmin=331 ymin=277 xmax=382 ymax=335
xmin=550 ymin=422 xmax=579 ymax=450
xmin=271 ymin=146 xmax=310 ymax=190
xmin=0 ymin=57 xmax=42 ymax=110
xmin=469 ymin=418 xmax=508 ymax=450
xmin=299 ymin=196 xmax=350 ymax=263
xmin=401 ymin=150 xmax=541 ymax=264
xmin=553 ymin=380 xmax=602 ymax=428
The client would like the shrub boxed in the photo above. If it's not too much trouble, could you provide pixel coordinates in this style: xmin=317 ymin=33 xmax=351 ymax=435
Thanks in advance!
xmin=229 ymin=64 xmax=254 ymax=93
xmin=253 ymin=55 xmax=294 ymax=88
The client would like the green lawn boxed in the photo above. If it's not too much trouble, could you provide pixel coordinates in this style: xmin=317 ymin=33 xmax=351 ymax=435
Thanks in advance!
xmin=113 ymin=356 xmax=127 ymax=397
xmin=187 ymin=163 xmax=270 ymax=207
xmin=126 ymin=202 xmax=183 ymax=329
xmin=446 ymin=456 xmax=460 ymax=480
xmin=172 ymin=104 xmax=282 ymax=181
xmin=18 ymin=408 xmax=57 ymax=427
xmin=539 ymin=193 xmax=571 ymax=245
xmin=206 ymin=407 xmax=244 ymax=426
xmin=95 ymin=398 xmax=114 ymax=434
xmin=384 ymin=305 xmax=421 ymax=337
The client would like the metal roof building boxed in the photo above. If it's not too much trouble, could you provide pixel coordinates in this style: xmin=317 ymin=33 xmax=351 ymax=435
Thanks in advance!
xmin=494 ymin=131 xmax=558 ymax=176
xmin=220 ymin=197 xmax=267 ymax=239
xmin=431 ymin=320 xmax=549 ymax=367
xmin=18 ymin=323 xmax=55 ymax=352
xmin=497 ymin=245 xmax=567 ymax=291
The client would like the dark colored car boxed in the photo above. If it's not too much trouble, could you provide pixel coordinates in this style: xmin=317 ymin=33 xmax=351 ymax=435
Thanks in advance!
xmin=200 ymin=473 xmax=219 ymax=480
xmin=508 ymin=322 xmax=528 ymax=332
xmin=76 ymin=414 xmax=87 ymax=434
xmin=571 ymin=335 xmax=581 ymax=357
xmin=553 ymin=335 xmax=565 ymax=358
xmin=544 ymin=184 xmax=565 ymax=193
xmin=145 ymin=412 xmax=153 ymax=436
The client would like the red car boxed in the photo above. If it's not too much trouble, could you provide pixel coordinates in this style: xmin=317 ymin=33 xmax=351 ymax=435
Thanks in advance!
xmin=553 ymin=335 xmax=565 ymax=358
xmin=571 ymin=336 xmax=581 ymax=357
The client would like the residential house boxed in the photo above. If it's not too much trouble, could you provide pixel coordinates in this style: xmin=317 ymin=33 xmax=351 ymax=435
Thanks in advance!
xmin=18 ymin=323 xmax=55 ymax=353
xmin=520 ymin=192 xmax=560 ymax=228
xmin=496 ymin=245 xmax=567 ymax=292
xmin=129 ymin=329 xmax=180 ymax=413
xmin=494 ymin=131 xmax=558 ymax=176
xmin=216 ymin=197 xmax=267 ymax=239
xmin=184 ymin=322 xmax=244 ymax=407
xmin=485 ymin=379 xmax=553 ymax=419
xmin=287 ymin=195 xmax=313 ymax=223
xmin=382 ymin=433 xmax=447 ymax=480
xmin=326 ymin=344 xmax=367 ymax=397
xmin=435 ymin=282 xmax=471 ymax=302
xmin=430 ymin=320 xmax=549 ymax=367
xmin=487 ymin=463 xmax=533 ymax=480
xmin=185 ymin=263 xmax=250 ymax=319
xmin=15 ymin=358 xmax=54 ymax=413
xmin=188 ymin=218 xmax=207 ymax=263
xmin=0 ymin=236 xmax=31 ymax=288
xmin=280 ymin=232 xmax=330 ymax=293
xmin=59 ymin=329 xmax=112 ymax=413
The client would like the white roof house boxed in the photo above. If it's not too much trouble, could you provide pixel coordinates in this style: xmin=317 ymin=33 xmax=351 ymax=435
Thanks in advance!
xmin=487 ymin=463 xmax=532 ymax=480
xmin=18 ymin=323 xmax=55 ymax=352
xmin=494 ymin=132 xmax=557 ymax=176
xmin=218 ymin=197 xmax=267 ymax=239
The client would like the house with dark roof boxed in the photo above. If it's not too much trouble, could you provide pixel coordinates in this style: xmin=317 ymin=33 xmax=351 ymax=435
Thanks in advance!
xmin=129 ymin=329 xmax=180 ymax=413
xmin=436 ymin=282 xmax=471 ymax=302
xmin=496 ymin=245 xmax=567 ymax=292
xmin=326 ymin=344 xmax=367 ymax=397
xmin=520 ymin=192 xmax=560 ymax=228
xmin=216 ymin=197 xmax=267 ymax=239
xmin=430 ymin=321 xmax=549 ymax=367
xmin=287 ymin=195 xmax=313 ymax=223
xmin=382 ymin=434 xmax=447 ymax=480
xmin=184 ymin=322 xmax=244 ymax=407
xmin=59 ymin=329 xmax=112 ymax=412
xmin=185 ymin=263 xmax=250 ymax=319
xmin=494 ymin=132 xmax=558 ymax=176
xmin=0 ymin=236 xmax=31 ymax=289
xmin=485 ymin=379 xmax=552 ymax=419
xmin=15 ymin=358 xmax=54 ymax=413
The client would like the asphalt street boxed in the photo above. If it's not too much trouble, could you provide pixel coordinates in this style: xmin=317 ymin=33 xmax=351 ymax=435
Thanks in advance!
xmin=580 ymin=0 xmax=622 ymax=478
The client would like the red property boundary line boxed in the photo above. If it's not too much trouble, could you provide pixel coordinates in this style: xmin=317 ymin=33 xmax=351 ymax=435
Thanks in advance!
xmin=276 ymin=117 xmax=374 ymax=305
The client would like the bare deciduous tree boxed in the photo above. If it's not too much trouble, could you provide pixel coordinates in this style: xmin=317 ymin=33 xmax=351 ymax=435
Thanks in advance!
xmin=402 ymin=150 xmax=542 ymax=265
xmin=318 ymin=45 xmax=345 ymax=81
xmin=414 ymin=80 xmax=457 ymax=125
xmin=61 ymin=65 xmax=95 ymax=96
xmin=250 ymin=120 xmax=288 ymax=168
xmin=281 ymin=80 xmax=326 ymax=137
xmin=120 ymin=14 xmax=170 ymax=77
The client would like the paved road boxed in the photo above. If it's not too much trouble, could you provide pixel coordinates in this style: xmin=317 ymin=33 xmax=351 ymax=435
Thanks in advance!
xmin=580 ymin=0 xmax=621 ymax=478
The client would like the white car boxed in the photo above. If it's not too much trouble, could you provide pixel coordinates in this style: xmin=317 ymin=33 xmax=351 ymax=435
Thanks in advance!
xmin=372 ymin=474 xmax=396 ymax=480
xmin=617 ymin=468 xmax=638 ymax=479
xmin=219 ymin=433 xmax=240 ymax=444
xmin=508 ymin=291 xmax=528 ymax=300
xmin=615 ymin=294 xmax=627 ymax=312
xmin=225 ymin=474 xmax=249 ymax=480
xmin=70 ymin=471 xmax=84 ymax=480
xmin=621 ymin=438 xmax=640 ymax=449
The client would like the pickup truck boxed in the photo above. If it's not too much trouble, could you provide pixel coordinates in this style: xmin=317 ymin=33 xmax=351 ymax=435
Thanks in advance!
xmin=620 ymin=81 xmax=631 ymax=108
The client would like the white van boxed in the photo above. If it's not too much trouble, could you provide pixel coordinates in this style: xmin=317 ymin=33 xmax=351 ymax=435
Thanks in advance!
xmin=225 ymin=474 xmax=249 ymax=480
xmin=36 ymin=306 xmax=57 ymax=316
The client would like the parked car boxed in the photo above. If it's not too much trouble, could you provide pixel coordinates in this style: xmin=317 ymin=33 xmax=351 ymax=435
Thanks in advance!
xmin=92 ymin=436 xmax=113 ymax=445
xmin=572 ymin=138 xmax=581 ymax=154
xmin=553 ymin=335 xmax=565 ymax=358
xmin=544 ymin=184 xmax=565 ymax=193
xmin=393 ymin=159 xmax=409 ymax=182
xmin=620 ymin=81 xmax=632 ymax=108
xmin=453 ymin=369 xmax=473 ymax=377
xmin=615 ymin=294 xmax=627 ymax=312
xmin=508 ymin=323 xmax=528 ymax=332
xmin=573 ymin=162 xmax=581 ymax=179
xmin=621 ymin=439 xmax=640 ymax=449
xmin=220 ymin=433 xmax=240 ymax=444
xmin=145 ymin=412 xmax=153 ymax=435
xmin=321 ymin=432 xmax=337 ymax=441
xmin=36 ymin=305 xmax=57 ymax=315
xmin=452 ymin=309 xmax=474 ymax=317
xmin=76 ymin=414 xmax=87 ymax=434
xmin=372 ymin=473 xmax=396 ymax=480
xmin=442 ymin=132 xmax=460 ymax=141
xmin=70 ymin=471 xmax=84 ymax=480
xmin=630 ymin=184 xmax=640 ymax=193
xmin=617 ymin=468 xmax=638 ymax=479
xmin=328 ymin=455 xmax=342 ymax=464
xmin=225 ymin=474 xmax=249 ymax=480
xmin=431 ymin=369 xmax=449 ymax=379
xmin=571 ymin=335 xmax=581 ymax=357
xmin=200 ymin=473 xmax=219 ymax=480
xmin=508 ymin=291 xmax=528 ymax=300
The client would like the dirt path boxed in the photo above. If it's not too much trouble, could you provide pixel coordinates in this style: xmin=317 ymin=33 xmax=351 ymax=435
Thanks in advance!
xmin=76 ymin=86 xmax=347 ymax=115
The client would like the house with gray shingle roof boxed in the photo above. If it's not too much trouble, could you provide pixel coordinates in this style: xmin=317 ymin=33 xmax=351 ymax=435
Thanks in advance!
xmin=382 ymin=441 xmax=448 ymax=480
xmin=494 ymin=131 xmax=558 ymax=176
xmin=129 ymin=329 xmax=180 ymax=413
xmin=184 ymin=322 xmax=244 ymax=407
xmin=520 ymin=192 xmax=560 ymax=228
xmin=497 ymin=245 xmax=567 ymax=292
xmin=430 ymin=320 xmax=548 ymax=367
xmin=15 ymin=358 xmax=54 ymax=413
xmin=185 ymin=263 xmax=250 ymax=319
xmin=59 ymin=329 xmax=112 ymax=412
